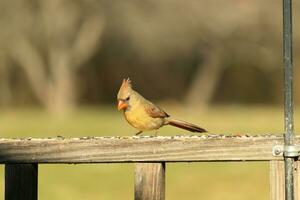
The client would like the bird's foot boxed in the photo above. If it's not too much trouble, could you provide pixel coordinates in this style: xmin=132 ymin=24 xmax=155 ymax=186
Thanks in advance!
xmin=135 ymin=131 xmax=143 ymax=135
xmin=154 ymin=130 xmax=158 ymax=136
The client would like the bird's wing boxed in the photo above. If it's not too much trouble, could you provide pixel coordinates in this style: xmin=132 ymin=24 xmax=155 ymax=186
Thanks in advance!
xmin=145 ymin=102 xmax=169 ymax=118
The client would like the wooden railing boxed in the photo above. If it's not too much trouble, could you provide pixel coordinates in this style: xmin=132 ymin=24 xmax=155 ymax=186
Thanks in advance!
xmin=1 ymin=135 xmax=298 ymax=200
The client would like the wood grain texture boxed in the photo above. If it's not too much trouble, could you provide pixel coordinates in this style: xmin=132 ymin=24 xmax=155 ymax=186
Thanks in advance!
xmin=5 ymin=164 xmax=38 ymax=200
xmin=135 ymin=163 xmax=165 ymax=200
xmin=269 ymin=160 xmax=300 ymax=200
xmin=0 ymin=135 xmax=294 ymax=163
xmin=270 ymin=161 xmax=285 ymax=200
xmin=294 ymin=161 xmax=300 ymax=200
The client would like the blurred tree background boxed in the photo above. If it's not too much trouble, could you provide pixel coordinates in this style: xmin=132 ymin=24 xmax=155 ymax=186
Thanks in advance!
xmin=1 ymin=1 xmax=300 ymax=200
xmin=0 ymin=0 xmax=299 ymax=115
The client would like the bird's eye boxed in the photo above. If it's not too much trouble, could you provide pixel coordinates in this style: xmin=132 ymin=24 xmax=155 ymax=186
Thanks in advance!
xmin=125 ymin=96 xmax=130 ymax=101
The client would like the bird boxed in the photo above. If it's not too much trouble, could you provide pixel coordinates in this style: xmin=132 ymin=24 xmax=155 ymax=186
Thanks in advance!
xmin=117 ymin=78 xmax=207 ymax=135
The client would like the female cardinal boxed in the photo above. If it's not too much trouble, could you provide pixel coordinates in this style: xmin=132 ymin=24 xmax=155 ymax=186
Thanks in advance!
xmin=117 ymin=78 xmax=207 ymax=135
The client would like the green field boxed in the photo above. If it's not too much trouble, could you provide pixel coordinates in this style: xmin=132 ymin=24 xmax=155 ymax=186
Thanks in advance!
xmin=0 ymin=105 xmax=298 ymax=199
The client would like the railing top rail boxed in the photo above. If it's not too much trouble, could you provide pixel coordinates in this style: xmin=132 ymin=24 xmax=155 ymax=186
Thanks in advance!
xmin=0 ymin=134 xmax=297 ymax=164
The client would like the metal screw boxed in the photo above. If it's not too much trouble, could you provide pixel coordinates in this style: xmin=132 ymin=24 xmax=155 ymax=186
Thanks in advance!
xmin=274 ymin=148 xmax=281 ymax=155
xmin=273 ymin=146 xmax=283 ymax=156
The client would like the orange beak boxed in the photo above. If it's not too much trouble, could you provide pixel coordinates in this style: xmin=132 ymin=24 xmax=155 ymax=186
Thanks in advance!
xmin=117 ymin=100 xmax=128 ymax=110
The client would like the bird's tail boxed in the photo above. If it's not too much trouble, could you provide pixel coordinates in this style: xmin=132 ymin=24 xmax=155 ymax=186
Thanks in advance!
xmin=167 ymin=118 xmax=207 ymax=133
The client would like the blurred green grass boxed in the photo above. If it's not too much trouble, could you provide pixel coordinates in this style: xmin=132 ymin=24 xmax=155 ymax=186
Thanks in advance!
xmin=0 ymin=105 xmax=298 ymax=200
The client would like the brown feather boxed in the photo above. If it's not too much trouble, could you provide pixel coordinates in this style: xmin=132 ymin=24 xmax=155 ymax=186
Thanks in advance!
xmin=167 ymin=119 xmax=207 ymax=133
xmin=145 ymin=104 xmax=169 ymax=118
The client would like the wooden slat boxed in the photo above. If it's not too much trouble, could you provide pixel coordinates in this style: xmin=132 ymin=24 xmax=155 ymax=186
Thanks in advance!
xmin=5 ymin=164 xmax=38 ymax=200
xmin=294 ymin=161 xmax=300 ymax=200
xmin=134 ymin=163 xmax=165 ymax=200
xmin=0 ymin=135 xmax=293 ymax=163
xmin=270 ymin=160 xmax=300 ymax=200
xmin=270 ymin=160 xmax=285 ymax=200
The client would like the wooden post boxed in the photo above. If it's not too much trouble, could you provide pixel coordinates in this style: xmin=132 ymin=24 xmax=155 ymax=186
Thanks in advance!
xmin=134 ymin=163 xmax=165 ymax=200
xmin=5 ymin=164 xmax=38 ymax=200
xmin=270 ymin=161 xmax=300 ymax=200
xmin=270 ymin=161 xmax=285 ymax=200
xmin=294 ymin=161 xmax=300 ymax=200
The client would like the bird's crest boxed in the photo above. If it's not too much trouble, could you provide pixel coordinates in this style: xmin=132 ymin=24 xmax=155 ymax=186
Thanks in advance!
xmin=120 ymin=78 xmax=132 ymax=91
xmin=118 ymin=78 xmax=132 ymax=99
